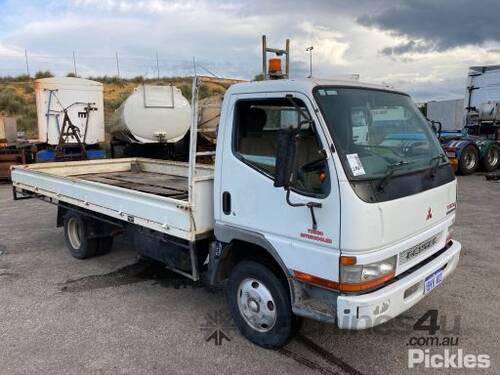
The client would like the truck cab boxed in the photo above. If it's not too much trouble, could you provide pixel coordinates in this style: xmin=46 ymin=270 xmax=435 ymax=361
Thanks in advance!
xmin=212 ymin=78 xmax=461 ymax=347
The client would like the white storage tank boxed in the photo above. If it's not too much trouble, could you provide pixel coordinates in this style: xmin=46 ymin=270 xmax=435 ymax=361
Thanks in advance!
xmin=111 ymin=85 xmax=191 ymax=143
xmin=35 ymin=77 xmax=105 ymax=145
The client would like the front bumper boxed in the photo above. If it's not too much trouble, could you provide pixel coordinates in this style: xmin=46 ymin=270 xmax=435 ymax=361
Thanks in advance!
xmin=336 ymin=240 xmax=461 ymax=329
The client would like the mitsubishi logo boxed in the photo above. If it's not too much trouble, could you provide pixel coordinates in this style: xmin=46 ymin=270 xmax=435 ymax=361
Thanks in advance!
xmin=426 ymin=207 xmax=433 ymax=221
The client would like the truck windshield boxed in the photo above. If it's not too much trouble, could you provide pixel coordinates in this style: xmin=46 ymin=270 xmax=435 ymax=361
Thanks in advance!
xmin=314 ymin=87 xmax=446 ymax=179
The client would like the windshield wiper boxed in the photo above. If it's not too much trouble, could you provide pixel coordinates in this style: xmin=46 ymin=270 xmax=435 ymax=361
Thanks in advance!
xmin=377 ymin=160 xmax=414 ymax=191
xmin=429 ymin=154 xmax=447 ymax=179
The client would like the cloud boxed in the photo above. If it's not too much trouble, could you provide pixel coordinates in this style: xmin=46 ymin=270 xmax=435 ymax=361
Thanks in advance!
xmin=358 ymin=0 xmax=500 ymax=55
xmin=294 ymin=22 xmax=350 ymax=66
xmin=380 ymin=40 xmax=433 ymax=57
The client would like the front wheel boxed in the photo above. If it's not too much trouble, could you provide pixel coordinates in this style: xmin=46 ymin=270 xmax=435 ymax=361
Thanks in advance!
xmin=458 ymin=145 xmax=479 ymax=175
xmin=227 ymin=260 xmax=296 ymax=349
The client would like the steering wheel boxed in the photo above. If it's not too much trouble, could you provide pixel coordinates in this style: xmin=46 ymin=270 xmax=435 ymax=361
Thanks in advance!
xmin=293 ymin=157 xmax=326 ymax=191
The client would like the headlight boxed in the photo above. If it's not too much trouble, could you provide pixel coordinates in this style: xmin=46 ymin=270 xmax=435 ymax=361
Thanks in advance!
xmin=340 ymin=255 xmax=397 ymax=293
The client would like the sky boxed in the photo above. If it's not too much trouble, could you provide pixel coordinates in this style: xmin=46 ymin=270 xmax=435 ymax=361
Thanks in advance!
xmin=1 ymin=0 xmax=500 ymax=102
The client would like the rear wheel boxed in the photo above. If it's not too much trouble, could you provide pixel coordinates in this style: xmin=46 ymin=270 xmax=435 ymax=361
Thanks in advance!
xmin=458 ymin=145 xmax=479 ymax=175
xmin=63 ymin=212 xmax=99 ymax=259
xmin=481 ymin=144 xmax=500 ymax=172
xmin=227 ymin=260 xmax=296 ymax=349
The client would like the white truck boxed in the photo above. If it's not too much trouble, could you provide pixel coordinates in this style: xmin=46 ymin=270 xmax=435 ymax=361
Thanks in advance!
xmin=11 ymin=76 xmax=461 ymax=348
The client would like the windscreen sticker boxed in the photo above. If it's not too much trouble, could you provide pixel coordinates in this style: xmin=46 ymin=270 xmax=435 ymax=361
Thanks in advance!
xmin=346 ymin=153 xmax=366 ymax=176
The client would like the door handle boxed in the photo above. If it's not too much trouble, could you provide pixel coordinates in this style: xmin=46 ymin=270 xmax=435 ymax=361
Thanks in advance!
xmin=222 ymin=191 xmax=231 ymax=215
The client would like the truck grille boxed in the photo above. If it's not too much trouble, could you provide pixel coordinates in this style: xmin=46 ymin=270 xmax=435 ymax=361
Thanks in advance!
xmin=399 ymin=233 xmax=442 ymax=265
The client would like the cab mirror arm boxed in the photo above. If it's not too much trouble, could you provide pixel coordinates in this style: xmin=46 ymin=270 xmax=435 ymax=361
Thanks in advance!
xmin=285 ymin=189 xmax=322 ymax=230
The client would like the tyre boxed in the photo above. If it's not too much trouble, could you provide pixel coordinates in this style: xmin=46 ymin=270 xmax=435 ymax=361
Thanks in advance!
xmin=226 ymin=260 xmax=296 ymax=349
xmin=96 ymin=237 xmax=114 ymax=255
xmin=457 ymin=145 xmax=479 ymax=175
xmin=63 ymin=212 xmax=99 ymax=259
xmin=481 ymin=144 xmax=500 ymax=172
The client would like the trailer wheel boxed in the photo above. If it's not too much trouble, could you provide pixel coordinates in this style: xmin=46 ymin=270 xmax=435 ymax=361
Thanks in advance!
xmin=63 ymin=212 xmax=98 ymax=259
xmin=481 ymin=144 xmax=500 ymax=172
xmin=458 ymin=145 xmax=479 ymax=175
xmin=227 ymin=260 xmax=295 ymax=349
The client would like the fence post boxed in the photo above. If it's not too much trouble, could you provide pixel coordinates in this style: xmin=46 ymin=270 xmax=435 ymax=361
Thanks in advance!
xmin=156 ymin=52 xmax=160 ymax=79
xmin=72 ymin=51 xmax=78 ymax=76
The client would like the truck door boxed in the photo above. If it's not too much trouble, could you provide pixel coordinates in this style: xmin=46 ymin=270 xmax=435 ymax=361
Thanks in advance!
xmin=216 ymin=92 xmax=341 ymax=281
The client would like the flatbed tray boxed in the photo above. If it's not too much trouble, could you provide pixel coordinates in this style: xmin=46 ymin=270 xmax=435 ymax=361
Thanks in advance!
xmin=10 ymin=158 xmax=215 ymax=241
xmin=79 ymin=171 xmax=189 ymax=200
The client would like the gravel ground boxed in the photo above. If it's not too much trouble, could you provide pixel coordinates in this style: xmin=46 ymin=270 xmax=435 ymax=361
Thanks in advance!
xmin=0 ymin=175 xmax=498 ymax=374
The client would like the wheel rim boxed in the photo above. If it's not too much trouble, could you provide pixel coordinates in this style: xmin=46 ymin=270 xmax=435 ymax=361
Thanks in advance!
xmin=67 ymin=217 xmax=82 ymax=249
xmin=237 ymin=278 xmax=277 ymax=332
xmin=487 ymin=147 xmax=499 ymax=167
xmin=464 ymin=150 xmax=477 ymax=170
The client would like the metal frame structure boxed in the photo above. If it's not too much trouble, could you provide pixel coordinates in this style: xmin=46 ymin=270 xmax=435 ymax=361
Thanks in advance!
xmin=187 ymin=75 xmax=218 ymax=210
xmin=262 ymin=35 xmax=290 ymax=79
xmin=43 ymin=88 xmax=98 ymax=162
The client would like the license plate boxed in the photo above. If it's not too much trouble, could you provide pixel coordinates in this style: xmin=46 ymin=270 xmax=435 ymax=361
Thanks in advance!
xmin=424 ymin=268 xmax=444 ymax=294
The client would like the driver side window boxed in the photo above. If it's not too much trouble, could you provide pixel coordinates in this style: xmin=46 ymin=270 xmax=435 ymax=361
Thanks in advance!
xmin=233 ymin=98 xmax=329 ymax=196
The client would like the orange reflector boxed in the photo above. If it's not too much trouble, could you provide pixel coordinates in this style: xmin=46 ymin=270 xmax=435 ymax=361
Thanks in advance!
xmin=340 ymin=256 xmax=357 ymax=266
xmin=293 ymin=270 xmax=395 ymax=293
xmin=293 ymin=270 xmax=340 ymax=290
xmin=449 ymin=158 xmax=458 ymax=171
xmin=268 ymin=58 xmax=282 ymax=74
xmin=338 ymin=273 xmax=395 ymax=293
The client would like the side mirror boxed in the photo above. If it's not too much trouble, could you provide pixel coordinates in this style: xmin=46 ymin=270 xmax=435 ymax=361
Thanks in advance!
xmin=274 ymin=128 xmax=297 ymax=189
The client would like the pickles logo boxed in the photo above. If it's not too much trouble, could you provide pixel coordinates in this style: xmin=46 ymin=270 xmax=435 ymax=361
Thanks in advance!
xmin=407 ymin=310 xmax=491 ymax=369
xmin=409 ymin=349 xmax=490 ymax=369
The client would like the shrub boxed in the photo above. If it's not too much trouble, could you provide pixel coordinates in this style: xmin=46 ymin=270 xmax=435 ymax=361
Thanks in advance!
xmin=17 ymin=107 xmax=37 ymax=136
xmin=131 ymin=76 xmax=145 ymax=83
xmin=179 ymin=83 xmax=192 ymax=101
xmin=23 ymin=83 xmax=34 ymax=94
xmin=34 ymin=70 xmax=54 ymax=79
xmin=0 ymin=89 xmax=26 ymax=115
xmin=104 ymin=91 xmax=130 ymax=112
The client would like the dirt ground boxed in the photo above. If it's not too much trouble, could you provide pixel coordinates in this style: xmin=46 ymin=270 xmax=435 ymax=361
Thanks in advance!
xmin=0 ymin=175 xmax=498 ymax=374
